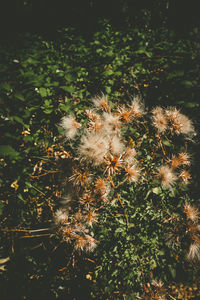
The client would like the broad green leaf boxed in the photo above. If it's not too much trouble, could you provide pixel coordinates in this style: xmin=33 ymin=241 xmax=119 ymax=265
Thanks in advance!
xmin=39 ymin=87 xmax=48 ymax=97
xmin=0 ymin=201 xmax=4 ymax=216
xmin=162 ymin=139 xmax=171 ymax=147
xmin=0 ymin=145 xmax=20 ymax=159
xmin=60 ymin=86 xmax=75 ymax=93
xmin=14 ymin=92 xmax=25 ymax=101
xmin=59 ymin=103 xmax=71 ymax=112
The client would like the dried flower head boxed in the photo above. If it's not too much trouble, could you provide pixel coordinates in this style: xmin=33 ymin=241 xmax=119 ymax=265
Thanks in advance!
xmin=60 ymin=115 xmax=81 ymax=139
xmin=102 ymin=112 xmax=121 ymax=134
xmin=85 ymin=235 xmax=97 ymax=252
xmin=79 ymin=132 xmax=109 ymax=166
xmin=88 ymin=119 xmax=103 ymax=132
xmin=117 ymin=105 xmax=133 ymax=123
xmin=170 ymin=152 xmax=190 ymax=169
xmin=74 ymin=235 xmax=87 ymax=251
xmin=110 ymin=135 xmax=125 ymax=155
xmin=166 ymin=231 xmax=180 ymax=248
xmin=54 ymin=209 xmax=68 ymax=225
xmin=129 ymin=97 xmax=144 ymax=117
xmin=80 ymin=192 xmax=95 ymax=206
xmin=104 ymin=154 xmax=122 ymax=175
xmin=184 ymin=203 xmax=199 ymax=223
xmin=187 ymin=242 xmax=200 ymax=261
xmin=178 ymin=114 xmax=195 ymax=136
xmin=155 ymin=296 xmax=166 ymax=300
xmin=165 ymin=107 xmax=195 ymax=136
xmin=157 ymin=165 xmax=177 ymax=188
xmin=86 ymin=110 xmax=103 ymax=132
xmin=186 ymin=222 xmax=200 ymax=236
xmin=179 ymin=170 xmax=191 ymax=184
xmin=95 ymin=178 xmax=107 ymax=193
xmin=54 ymin=150 xmax=70 ymax=160
xmin=152 ymin=106 xmax=168 ymax=133
xmin=62 ymin=225 xmax=76 ymax=243
xmin=123 ymin=147 xmax=137 ymax=164
xmin=125 ymin=164 xmax=140 ymax=183
xmin=165 ymin=107 xmax=182 ymax=134
xmin=69 ymin=169 xmax=92 ymax=187
xmin=178 ymin=152 xmax=191 ymax=165
xmin=74 ymin=210 xmax=84 ymax=222
xmin=95 ymin=178 xmax=110 ymax=198
xmin=92 ymin=95 xmax=111 ymax=112
xmin=151 ymin=279 xmax=164 ymax=292
xmin=85 ymin=210 xmax=98 ymax=227
xmin=85 ymin=109 xmax=99 ymax=122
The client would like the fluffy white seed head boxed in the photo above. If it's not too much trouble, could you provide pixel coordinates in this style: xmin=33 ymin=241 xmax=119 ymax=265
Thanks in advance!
xmin=54 ymin=209 xmax=68 ymax=225
xmin=184 ymin=203 xmax=199 ymax=223
xmin=79 ymin=132 xmax=109 ymax=166
xmin=102 ymin=112 xmax=121 ymax=135
xmin=165 ymin=107 xmax=195 ymax=136
xmin=60 ymin=115 xmax=81 ymax=139
xmin=85 ymin=235 xmax=97 ymax=252
xmin=187 ymin=243 xmax=200 ymax=261
xmin=123 ymin=147 xmax=137 ymax=164
xmin=92 ymin=94 xmax=110 ymax=112
xmin=152 ymin=106 xmax=168 ymax=133
xmin=157 ymin=165 xmax=177 ymax=188
xmin=129 ymin=97 xmax=144 ymax=117
xmin=125 ymin=164 xmax=140 ymax=183
xmin=109 ymin=135 xmax=125 ymax=155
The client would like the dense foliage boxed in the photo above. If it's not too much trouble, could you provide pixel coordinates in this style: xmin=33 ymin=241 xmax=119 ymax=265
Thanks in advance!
xmin=1 ymin=18 xmax=200 ymax=299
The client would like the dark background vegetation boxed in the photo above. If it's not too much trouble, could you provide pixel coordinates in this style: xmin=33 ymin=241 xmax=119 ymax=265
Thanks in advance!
xmin=0 ymin=0 xmax=200 ymax=38
xmin=1 ymin=1 xmax=200 ymax=299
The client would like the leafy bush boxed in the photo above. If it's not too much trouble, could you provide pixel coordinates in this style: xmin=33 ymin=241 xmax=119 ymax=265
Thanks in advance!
xmin=1 ymin=21 xmax=200 ymax=299
xmin=54 ymin=94 xmax=199 ymax=299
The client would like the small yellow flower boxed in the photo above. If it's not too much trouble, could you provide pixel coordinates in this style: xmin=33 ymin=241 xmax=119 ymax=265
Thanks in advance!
xmin=11 ymin=180 xmax=19 ymax=191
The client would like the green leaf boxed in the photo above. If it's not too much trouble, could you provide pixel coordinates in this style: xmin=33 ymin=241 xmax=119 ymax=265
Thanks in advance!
xmin=39 ymin=87 xmax=48 ymax=97
xmin=0 ymin=145 xmax=20 ymax=159
xmin=60 ymin=86 xmax=75 ymax=93
xmin=14 ymin=92 xmax=25 ymax=101
xmin=25 ymin=182 xmax=32 ymax=188
xmin=0 ymin=82 xmax=12 ymax=91
xmin=9 ymin=116 xmax=25 ymax=126
xmin=105 ymin=86 xmax=111 ymax=94
xmin=59 ymin=103 xmax=71 ymax=112
xmin=65 ymin=74 xmax=74 ymax=82
xmin=49 ymin=81 xmax=59 ymax=87
xmin=162 ymin=139 xmax=171 ymax=147
xmin=104 ymin=69 xmax=114 ymax=76
xmin=167 ymin=70 xmax=184 ymax=79
xmin=0 ymin=201 xmax=4 ymax=216
xmin=183 ymin=102 xmax=199 ymax=108
xmin=152 ymin=187 xmax=162 ymax=195
xmin=43 ymin=109 xmax=53 ymax=114
xmin=106 ymin=50 xmax=114 ymax=57
xmin=182 ymin=80 xmax=193 ymax=88
xmin=17 ymin=193 xmax=25 ymax=202
xmin=23 ymin=136 xmax=33 ymax=142
xmin=26 ymin=57 xmax=38 ymax=66
xmin=169 ymin=265 xmax=176 ymax=279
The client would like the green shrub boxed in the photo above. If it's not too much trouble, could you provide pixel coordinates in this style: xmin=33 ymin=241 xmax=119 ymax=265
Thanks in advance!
xmin=55 ymin=94 xmax=198 ymax=299
xmin=1 ymin=22 xmax=200 ymax=299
